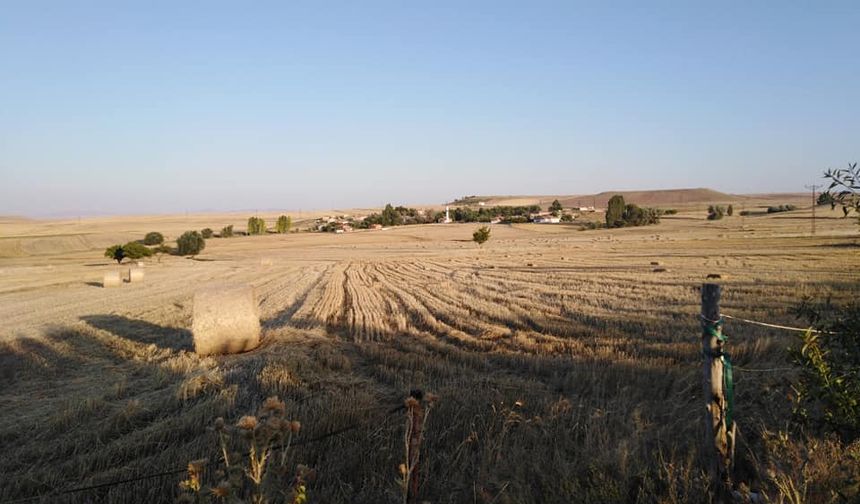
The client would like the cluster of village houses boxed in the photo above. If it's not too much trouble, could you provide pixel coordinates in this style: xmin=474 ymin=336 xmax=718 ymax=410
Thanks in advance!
xmin=314 ymin=204 xmax=604 ymax=233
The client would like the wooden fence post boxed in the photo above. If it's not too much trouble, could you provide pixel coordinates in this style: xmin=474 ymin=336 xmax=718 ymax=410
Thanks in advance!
xmin=701 ymin=283 xmax=735 ymax=500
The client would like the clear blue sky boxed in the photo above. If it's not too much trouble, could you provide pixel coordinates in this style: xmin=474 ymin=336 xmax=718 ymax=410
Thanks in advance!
xmin=1 ymin=1 xmax=858 ymax=216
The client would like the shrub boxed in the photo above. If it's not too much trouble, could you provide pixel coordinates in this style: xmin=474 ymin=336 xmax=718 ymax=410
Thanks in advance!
xmin=549 ymin=199 xmax=563 ymax=216
xmin=707 ymin=205 xmax=725 ymax=220
xmin=104 ymin=245 xmax=125 ymax=264
xmin=472 ymin=226 xmax=491 ymax=246
xmin=726 ymin=204 xmax=733 ymax=216
xmin=276 ymin=215 xmax=292 ymax=234
xmin=247 ymin=217 xmax=267 ymax=235
xmin=767 ymin=205 xmax=797 ymax=214
xmin=201 ymin=228 xmax=214 ymax=239
xmin=177 ymin=231 xmax=206 ymax=256
xmin=143 ymin=232 xmax=164 ymax=245
xmin=663 ymin=209 xmax=678 ymax=215
xmin=122 ymin=241 xmax=153 ymax=260
xmin=605 ymin=195 xmax=625 ymax=228
xmin=221 ymin=225 xmax=234 ymax=238
xmin=791 ymin=300 xmax=860 ymax=442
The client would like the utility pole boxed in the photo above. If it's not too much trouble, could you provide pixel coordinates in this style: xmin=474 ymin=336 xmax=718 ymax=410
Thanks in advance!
xmin=805 ymin=184 xmax=822 ymax=235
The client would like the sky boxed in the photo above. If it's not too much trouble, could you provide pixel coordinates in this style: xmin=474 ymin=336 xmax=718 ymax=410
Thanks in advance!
xmin=1 ymin=1 xmax=858 ymax=217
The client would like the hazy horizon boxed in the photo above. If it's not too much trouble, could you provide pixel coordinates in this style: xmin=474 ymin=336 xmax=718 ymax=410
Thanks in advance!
xmin=2 ymin=1 xmax=858 ymax=217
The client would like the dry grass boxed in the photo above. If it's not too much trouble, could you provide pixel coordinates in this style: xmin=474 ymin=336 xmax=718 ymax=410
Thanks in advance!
xmin=0 ymin=204 xmax=859 ymax=502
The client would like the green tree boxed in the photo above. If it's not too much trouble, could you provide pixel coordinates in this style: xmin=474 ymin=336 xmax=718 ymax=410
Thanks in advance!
xmin=472 ymin=226 xmax=491 ymax=246
xmin=122 ymin=241 xmax=153 ymax=260
xmin=177 ymin=231 xmax=206 ymax=256
xmin=221 ymin=225 xmax=234 ymax=238
xmin=549 ymin=199 xmax=563 ymax=216
xmin=381 ymin=204 xmax=401 ymax=227
xmin=143 ymin=232 xmax=164 ymax=245
xmin=201 ymin=228 xmax=214 ymax=239
xmin=276 ymin=215 xmax=292 ymax=234
xmin=247 ymin=217 xmax=267 ymax=235
xmin=726 ymin=204 xmax=734 ymax=217
xmin=105 ymin=245 xmax=125 ymax=264
xmin=605 ymin=195 xmax=626 ymax=228
xmin=823 ymin=162 xmax=860 ymax=223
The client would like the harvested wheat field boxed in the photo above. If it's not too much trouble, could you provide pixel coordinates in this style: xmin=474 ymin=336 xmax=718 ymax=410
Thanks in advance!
xmin=1 ymin=206 xmax=859 ymax=503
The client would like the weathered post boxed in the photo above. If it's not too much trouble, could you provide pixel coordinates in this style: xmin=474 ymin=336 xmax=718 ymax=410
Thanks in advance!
xmin=701 ymin=283 xmax=735 ymax=500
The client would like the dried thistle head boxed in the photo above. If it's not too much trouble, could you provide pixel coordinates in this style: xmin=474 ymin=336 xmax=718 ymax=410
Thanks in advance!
xmin=262 ymin=396 xmax=287 ymax=416
xmin=289 ymin=420 xmax=301 ymax=433
xmin=405 ymin=397 xmax=420 ymax=409
xmin=236 ymin=415 xmax=258 ymax=431
xmin=211 ymin=481 xmax=231 ymax=498
xmin=425 ymin=392 xmax=439 ymax=404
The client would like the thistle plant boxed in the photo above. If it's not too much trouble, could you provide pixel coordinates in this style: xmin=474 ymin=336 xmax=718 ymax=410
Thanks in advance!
xmin=177 ymin=396 xmax=312 ymax=504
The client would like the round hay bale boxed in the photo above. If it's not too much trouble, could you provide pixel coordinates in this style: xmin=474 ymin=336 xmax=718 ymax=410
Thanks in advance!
xmin=102 ymin=271 xmax=121 ymax=288
xmin=650 ymin=261 xmax=661 ymax=266
xmin=192 ymin=284 xmax=261 ymax=356
xmin=653 ymin=267 xmax=668 ymax=273
xmin=129 ymin=268 xmax=145 ymax=283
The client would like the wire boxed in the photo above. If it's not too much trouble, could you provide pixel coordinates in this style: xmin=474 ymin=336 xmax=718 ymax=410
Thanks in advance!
xmin=720 ymin=313 xmax=836 ymax=334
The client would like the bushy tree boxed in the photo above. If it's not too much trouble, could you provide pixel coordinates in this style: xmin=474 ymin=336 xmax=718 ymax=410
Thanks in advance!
xmin=177 ymin=231 xmax=206 ymax=256
xmin=143 ymin=232 xmax=164 ymax=245
xmin=276 ymin=215 xmax=292 ymax=234
xmin=823 ymin=162 xmax=860 ymax=223
xmin=122 ymin=241 xmax=153 ymax=260
xmin=605 ymin=195 xmax=626 ymax=228
xmin=247 ymin=217 xmax=267 ymax=235
xmin=549 ymin=199 xmax=563 ymax=216
xmin=221 ymin=225 xmax=234 ymax=238
xmin=201 ymin=228 xmax=214 ymax=239
xmin=105 ymin=245 xmax=125 ymax=264
xmin=381 ymin=204 xmax=402 ymax=227
xmin=472 ymin=226 xmax=491 ymax=246
xmin=726 ymin=204 xmax=734 ymax=216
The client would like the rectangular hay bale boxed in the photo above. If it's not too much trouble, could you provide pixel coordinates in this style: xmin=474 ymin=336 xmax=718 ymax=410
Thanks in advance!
xmin=102 ymin=271 xmax=121 ymax=288
xmin=192 ymin=284 xmax=261 ymax=356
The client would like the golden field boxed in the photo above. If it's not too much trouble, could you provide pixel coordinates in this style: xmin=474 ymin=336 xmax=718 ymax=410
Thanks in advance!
xmin=1 ymin=198 xmax=858 ymax=503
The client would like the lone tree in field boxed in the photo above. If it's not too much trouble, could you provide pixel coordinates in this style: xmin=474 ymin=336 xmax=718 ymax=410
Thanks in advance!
xmin=105 ymin=245 xmax=125 ymax=264
xmin=276 ymin=215 xmax=292 ymax=234
xmin=247 ymin=217 xmax=267 ymax=235
xmin=177 ymin=230 xmax=206 ymax=256
xmin=823 ymin=162 xmax=860 ymax=223
xmin=221 ymin=225 xmax=234 ymax=238
xmin=605 ymin=195 xmax=625 ymax=228
xmin=143 ymin=232 xmax=164 ymax=245
xmin=472 ymin=226 xmax=491 ymax=246
xmin=201 ymin=228 xmax=214 ymax=239
xmin=726 ymin=204 xmax=734 ymax=216
xmin=549 ymin=199 xmax=563 ymax=216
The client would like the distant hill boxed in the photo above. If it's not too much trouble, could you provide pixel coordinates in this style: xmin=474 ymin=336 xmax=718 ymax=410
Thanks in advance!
xmin=447 ymin=188 xmax=806 ymax=209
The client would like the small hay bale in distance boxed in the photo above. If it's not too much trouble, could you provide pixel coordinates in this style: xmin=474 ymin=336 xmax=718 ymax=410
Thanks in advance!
xmin=102 ymin=271 xmax=121 ymax=288
xmin=650 ymin=261 xmax=661 ymax=266
xmin=128 ymin=268 xmax=144 ymax=283
xmin=653 ymin=267 xmax=668 ymax=273
xmin=192 ymin=283 xmax=261 ymax=356
xmin=706 ymin=273 xmax=722 ymax=279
